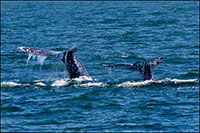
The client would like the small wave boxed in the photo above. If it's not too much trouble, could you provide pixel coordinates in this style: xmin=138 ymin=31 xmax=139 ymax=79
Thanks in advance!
xmin=120 ymin=55 xmax=129 ymax=58
xmin=183 ymin=51 xmax=199 ymax=56
xmin=34 ymin=82 xmax=46 ymax=86
xmin=120 ymin=31 xmax=128 ymax=35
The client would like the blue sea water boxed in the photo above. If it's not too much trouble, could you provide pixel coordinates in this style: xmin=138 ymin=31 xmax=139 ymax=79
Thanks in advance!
xmin=1 ymin=1 xmax=199 ymax=132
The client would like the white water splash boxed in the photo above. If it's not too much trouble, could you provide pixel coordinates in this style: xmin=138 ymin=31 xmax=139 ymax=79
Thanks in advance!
xmin=51 ymin=76 xmax=94 ymax=87
xmin=1 ymin=78 xmax=198 ymax=88
xmin=51 ymin=78 xmax=71 ymax=87
xmin=117 ymin=78 xmax=198 ymax=88
xmin=75 ymin=82 xmax=106 ymax=87
xmin=72 ymin=76 xmax=94 ymax=82
xmin=117 ymin=80 xmax=154 ymax=87
xmin=27 ymin=53 xmax=47 ymax=65
xmin=27 ymin=54 xmax=32 ymax=62
xmin=109 ymin=67 xmax=112 ymax=74
xmin=1 ymin=81 xmax=21 ymax=87
xmin=162 ymin=78 xmax=199 ymax=84
xmin=27 ymin=54 xmax=36 ymax=63
xmin=37 ymin=55 xmax=47 ymax=65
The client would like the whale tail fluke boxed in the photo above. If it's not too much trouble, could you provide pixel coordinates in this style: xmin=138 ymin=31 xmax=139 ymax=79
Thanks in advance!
xmin=140 ymin=57 xmax=164 ymax=81
xmin=17 ymin=46 xmax=62 ymax=56
xmin=103 ymin=57 xmax=164 ymax=81
xmin=18 ymin=46 xmax=90 ymax=79
xmin=149 ymin=57 xmax=164 ymax=70
xmin=17 ymin=46 xmax=63 ymax=60
xmin=62 ymin=46 xmax=90 ymax=79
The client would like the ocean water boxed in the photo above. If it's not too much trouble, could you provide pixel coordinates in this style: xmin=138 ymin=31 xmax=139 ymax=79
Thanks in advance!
xmin=1 ymin=1 xmax=199 ymax=132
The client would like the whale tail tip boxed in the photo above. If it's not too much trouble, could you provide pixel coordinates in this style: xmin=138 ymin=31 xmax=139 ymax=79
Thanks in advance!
xmin=69 ymin=46 xmax=77 ymax=52
xmin=159 ymin=56 xmax=164 ymax=62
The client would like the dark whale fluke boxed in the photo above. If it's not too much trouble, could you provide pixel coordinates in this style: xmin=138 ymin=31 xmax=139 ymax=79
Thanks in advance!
xmin=18 ymin=46 xmax=90 ymax=79
xmin=62 ymin=46 xmax=90 ymax=79
xmin=104 ymin=57 xmax=164 ymax=81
